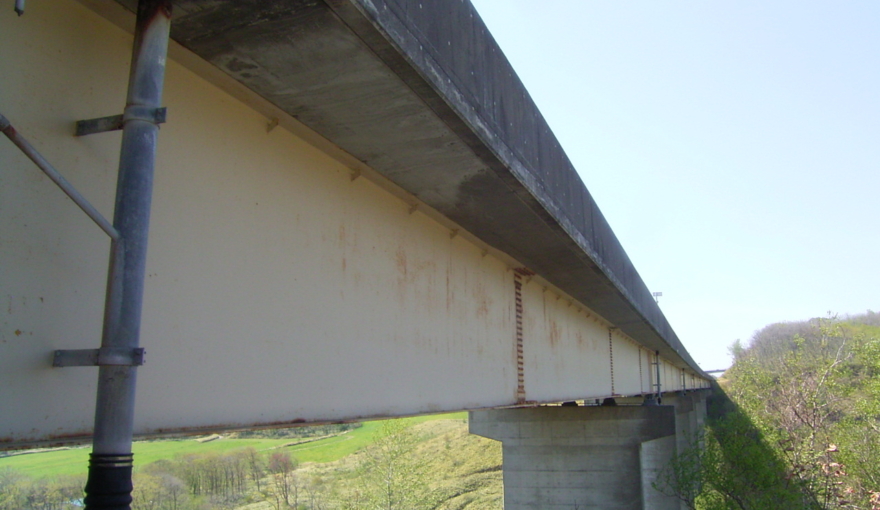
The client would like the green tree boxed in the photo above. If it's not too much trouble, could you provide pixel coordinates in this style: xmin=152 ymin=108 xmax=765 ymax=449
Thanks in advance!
xmin=721 ymin=314 xmax=880 ymax=508
xmin=0 ymin=468 xmax=27 ymax=510
xmin=654 ymin=388 xmax=815 ymax=510
xmin=356 ymin=419 xmax=437 ymax=510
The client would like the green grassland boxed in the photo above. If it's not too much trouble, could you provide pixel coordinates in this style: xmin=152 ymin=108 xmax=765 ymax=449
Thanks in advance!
xmin=1 ymin=411 xmax=501 ymax=509
xmin=0 ymin=412 xmax=467 ymax=479
xmin=287 ymin=412 xmax=461 ymax=464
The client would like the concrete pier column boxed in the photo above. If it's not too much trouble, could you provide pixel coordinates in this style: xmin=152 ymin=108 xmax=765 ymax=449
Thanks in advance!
xmin=470 ymin=406 xmax=681 ymax=510
xmin=664 ymin=392 xmax=709 ymax=510
xmin=665 ymin=392 xmax=708 ymax=458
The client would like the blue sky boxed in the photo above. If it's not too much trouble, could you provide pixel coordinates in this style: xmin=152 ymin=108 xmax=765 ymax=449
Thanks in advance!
xmin=469 ymin=0 xmax=880 ymax=370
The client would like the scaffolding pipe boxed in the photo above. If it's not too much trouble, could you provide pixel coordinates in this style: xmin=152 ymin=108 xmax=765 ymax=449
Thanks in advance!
xmin=0 ymin=113 xmax=119 ymax=241
xmin=84 ymin=1 xmax=171 ymax=509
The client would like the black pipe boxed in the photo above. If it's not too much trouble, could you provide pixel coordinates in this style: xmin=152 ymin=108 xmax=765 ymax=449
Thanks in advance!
xmin=83 ymin=455 xmax=134 ymax=510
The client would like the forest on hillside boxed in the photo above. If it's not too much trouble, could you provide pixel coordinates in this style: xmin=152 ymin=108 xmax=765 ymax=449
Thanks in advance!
xmin=658 ymin=311 xmax=880 ymax=510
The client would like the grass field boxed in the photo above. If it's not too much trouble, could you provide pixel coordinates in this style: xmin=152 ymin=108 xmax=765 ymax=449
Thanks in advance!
xmin=0 ymin=412 xmax=467 ymax=479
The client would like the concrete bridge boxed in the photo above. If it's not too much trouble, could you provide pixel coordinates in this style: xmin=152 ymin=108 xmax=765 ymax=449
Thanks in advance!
xmin=1 ymin=0 xmax=709 ymax=508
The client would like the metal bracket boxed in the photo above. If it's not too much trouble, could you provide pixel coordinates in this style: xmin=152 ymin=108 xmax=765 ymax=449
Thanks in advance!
xmin=76 ymin=107 xmax=166 ymax=136
xmin=53 ymin=347 xmax=145 ymax=367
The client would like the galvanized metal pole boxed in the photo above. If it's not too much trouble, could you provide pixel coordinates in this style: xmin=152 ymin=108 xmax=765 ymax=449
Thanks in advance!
xmin=84 ymin=1 xmax=171 ymax=509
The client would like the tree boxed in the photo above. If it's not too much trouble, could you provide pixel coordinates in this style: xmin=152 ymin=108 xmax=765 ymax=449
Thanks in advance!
xmin=718 ymin=314 xmax=880 ymax=508
xmin=654 ymin=391 xmax=815 ymax=510
xmin=264 ymin=451 xmax=299 ymax=510
xmin=356 ymin=419 xmax=437 ymax=510
xmin=132 ymin=473 xmax=163 ymax=510
xmin=0 ymin=468 xmax=27 ymax=510
xmin=243 ymin=447 xmax=265 ymax=493
xmin=15 ymin=475 xmax=85 ymax=510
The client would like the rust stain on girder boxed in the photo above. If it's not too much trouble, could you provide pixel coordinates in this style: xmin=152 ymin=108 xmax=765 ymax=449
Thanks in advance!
xmin=548 ymin=319 xmax=560 ymax=349
xmin=0 ymin=430 xmax=93 ymax=451
xmin=395 ymin=246 xmax=407 ymax=276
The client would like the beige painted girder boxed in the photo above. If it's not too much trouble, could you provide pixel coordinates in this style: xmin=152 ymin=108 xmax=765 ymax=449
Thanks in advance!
xmin=0 ymin=0 xmax=708 ymax=448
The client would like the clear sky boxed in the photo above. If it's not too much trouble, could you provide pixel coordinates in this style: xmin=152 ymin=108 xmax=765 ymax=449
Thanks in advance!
xmin=469 ymin=0 xmax=880 ymax=370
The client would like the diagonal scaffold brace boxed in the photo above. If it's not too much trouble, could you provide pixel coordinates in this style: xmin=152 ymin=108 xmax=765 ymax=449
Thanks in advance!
xmin=83 ymin=1 xmax=171 ymax=508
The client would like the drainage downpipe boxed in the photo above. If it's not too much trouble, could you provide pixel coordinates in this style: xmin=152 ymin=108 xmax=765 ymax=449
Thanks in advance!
xmin=84 ymin=1 xmax=171 ymax=509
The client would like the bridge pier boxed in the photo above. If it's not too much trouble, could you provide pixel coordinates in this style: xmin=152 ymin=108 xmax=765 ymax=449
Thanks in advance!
xmin=470 ymin=393 xmax=707 ymax=510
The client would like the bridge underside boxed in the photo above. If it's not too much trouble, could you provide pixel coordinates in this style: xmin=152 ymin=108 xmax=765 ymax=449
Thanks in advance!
xmin=1 ymin=0 xmax=707 ymax=448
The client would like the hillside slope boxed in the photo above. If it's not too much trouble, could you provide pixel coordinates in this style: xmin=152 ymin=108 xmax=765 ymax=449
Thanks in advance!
xmin=0 ymin=415 xmax=503 ymax=510
xmin=687 ymin=312 xmax=880 ymax=509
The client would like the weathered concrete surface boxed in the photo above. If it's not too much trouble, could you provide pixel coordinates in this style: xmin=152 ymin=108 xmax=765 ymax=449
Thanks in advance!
xmin=667 ymin=392 xmax=708 ymax=471
xmin=106 ymin=0 xmax=704 ymax=375
xmin=471 ymin=406 xmax=679 ymax=510
xmin=640 ymin=436 xmax=680 ymax=510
